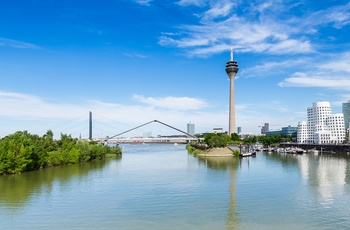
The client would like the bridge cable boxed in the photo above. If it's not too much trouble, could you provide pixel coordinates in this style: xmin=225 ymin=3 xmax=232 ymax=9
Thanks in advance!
xmin=107 ymin=120 xmax=200 ymax=142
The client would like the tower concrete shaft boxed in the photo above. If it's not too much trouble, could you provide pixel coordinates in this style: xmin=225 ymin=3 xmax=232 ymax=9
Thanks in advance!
xmin=89 ymin=111 xmax=92 ymax=139
xmin=225 ymin=47 xmax=239 ymax=135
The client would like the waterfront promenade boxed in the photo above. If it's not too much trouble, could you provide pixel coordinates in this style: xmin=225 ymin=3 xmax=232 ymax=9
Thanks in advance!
xmin=282 ymin=142 xmax=350 ymax=153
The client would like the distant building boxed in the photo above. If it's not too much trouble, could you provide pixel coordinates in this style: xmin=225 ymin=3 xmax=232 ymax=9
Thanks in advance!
xmin=237 ymin=127 xmax=242 ymax=134
xmin=213 ymin=128 xmax=224 ymax=134
xmin=187 ymin=122 xmax=195 ymax=136
xmin=266 ymin=125 xmax=297 ymax=138
xmin=260 ymin=123 xmax=269 ymax=135
xmin=143 ymin=132 xmax=152 ymax=138
xmin=297 ymin=101 xmax=345 ymax=144
xmin=342 ymin=101 xmax=350 ymax=130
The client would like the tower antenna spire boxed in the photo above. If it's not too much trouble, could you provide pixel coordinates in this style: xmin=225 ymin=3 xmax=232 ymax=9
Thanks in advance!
xmin=230 ymin=44 xmax=234 ymax=61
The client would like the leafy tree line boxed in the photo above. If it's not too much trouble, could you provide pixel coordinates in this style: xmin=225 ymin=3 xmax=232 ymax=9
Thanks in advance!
xmin=0 ymin=130 xmax=122 ymax=175
xmin=194 ymin=133 xmax=292 ymax=149
xmin=241 ymin=134 xmax=292 ymax=146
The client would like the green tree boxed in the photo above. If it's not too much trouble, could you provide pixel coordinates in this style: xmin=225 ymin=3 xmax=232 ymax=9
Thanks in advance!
xmin=204 ymin=133 xmax=230 ymax=148
xmin=230 ymin=133 xmax=241 ymax=141
xmin=0 ymin=130 xmax=122 ymax=175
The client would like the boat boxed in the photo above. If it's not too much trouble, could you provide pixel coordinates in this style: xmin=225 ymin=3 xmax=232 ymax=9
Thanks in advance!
xmin=239 ymin=144 xmax=257 ymax=157
xmin=285 ymin=147 xmax=296 ymax=154
xmin=310 ymin=149 xmax=319 ymax=154
xmin=239 ymin=151 xmax=256 ymax=157
xmin=295 ymin=148 xmax=305 ymax=154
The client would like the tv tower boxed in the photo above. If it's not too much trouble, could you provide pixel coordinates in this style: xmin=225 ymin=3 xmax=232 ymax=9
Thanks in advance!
xmin=225 ymin=46 xmax=239 ymax=135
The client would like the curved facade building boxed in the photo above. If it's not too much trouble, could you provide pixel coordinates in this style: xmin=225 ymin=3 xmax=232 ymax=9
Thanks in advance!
xmin=297 ymin=121 xmax=308 ymax=143
xmin=297 ymin=102 xmax=345 ymax=144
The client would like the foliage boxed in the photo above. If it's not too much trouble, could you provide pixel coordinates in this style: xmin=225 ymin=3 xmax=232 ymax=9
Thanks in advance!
xmin=186 ymin=144 xmax=202 ymax=156
xmin=233 ymin=150 xmax=240 ymax=156
xmin=0 ymin=130 xmax=122 ymax=175
xmin=242 ymin=134 xmax=291 ymax=147
xmin=204 ymin=133 xmax=231 ymax=148
xmin=230 ymin=133 xmax=241 ymax=141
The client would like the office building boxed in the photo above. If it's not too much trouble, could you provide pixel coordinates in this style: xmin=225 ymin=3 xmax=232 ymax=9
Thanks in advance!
xmin=342 ymin=100 xmax=350 ymax=130
xmin=297 ymin=101 xmax=345 ymax=144
xmin=187 ymin=122 xmax=195 ymax=136
xmin=266 ymin=125 xmax=297 ymax=138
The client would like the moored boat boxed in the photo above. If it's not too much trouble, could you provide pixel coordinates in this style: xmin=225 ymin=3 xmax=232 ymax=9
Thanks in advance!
xmin=239 ymin=152 xmax=256 ymax=157
xmin=296 ymin=148 xmax=305 ymax=154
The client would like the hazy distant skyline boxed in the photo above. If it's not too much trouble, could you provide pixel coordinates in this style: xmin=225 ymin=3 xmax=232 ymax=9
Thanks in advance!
xmin=1 ymin=0 xmax=350 ymax=138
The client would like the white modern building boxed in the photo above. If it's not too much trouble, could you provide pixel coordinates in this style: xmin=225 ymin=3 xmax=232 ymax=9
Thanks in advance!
xmin=297 ymin=101 xmax=345 ymax=144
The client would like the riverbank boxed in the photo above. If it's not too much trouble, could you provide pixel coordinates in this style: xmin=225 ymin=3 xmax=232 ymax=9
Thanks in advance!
xmin=0 ymin=131 xmax=122 ymax=175
xmin=186 ymin=144 xmax=235 ymax=157
xmin=198 ymin=147 xmax=234 ymax=157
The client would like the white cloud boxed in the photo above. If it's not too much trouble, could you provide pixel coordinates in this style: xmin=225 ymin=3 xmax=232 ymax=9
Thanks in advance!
xmin=317 ymin=52 xmax=350 ymax=73
xmin=0 ymin=91 xmax=218 ymax=137
xmin=123 ymin=52 xmax=148 ymax=58
xmin=177 ymin=0 xmax=207 ymax=7
xmin=0 ymin=91 xmax=306 ymax=137
xmin=186 ymin=43 xmax=228 ymax=57
xmin=132 ymin=95 xmax=208 ymax=110
xmin=0 ymin=91 xmax=84 ymax=119
xmin=278 ymin=51 xmax=350 ymax=89
xmin=267 ymin=39 xmax=313 ymax=54
xmin=304 ymin=2 xmax=350 ymax=29
xmin=202 ymin=2 xmax=235 ymax=21
xmin=279 ymin=72 xmax=350 ymax=90
xmin=159 ymin=0 xmax=349 ymax=57
xmin=0 ymin=37 xmax=40 ymax=49
xmin=134 ymin=0 xmax=153 ymax=6
xmin=241 ymin=57 xmax=312 ymax=78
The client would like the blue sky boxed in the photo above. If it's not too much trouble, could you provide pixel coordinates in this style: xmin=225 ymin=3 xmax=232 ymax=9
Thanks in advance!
xmin=1 ymin=0 xmax=350 ymax=138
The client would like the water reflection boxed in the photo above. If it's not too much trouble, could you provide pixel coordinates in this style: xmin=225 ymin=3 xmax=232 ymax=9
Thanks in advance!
xmin=266 ymin=151 xmax=299 ymax=169
xmin=0 ymin=158 xmax=121 ymax=210
xmin=297 ymin=153 xmax=350 ymax=206
xmin=2 ymin=145 xmax=349 ymax=229
xmin=198 ymin=156 xmax=240 ymax=230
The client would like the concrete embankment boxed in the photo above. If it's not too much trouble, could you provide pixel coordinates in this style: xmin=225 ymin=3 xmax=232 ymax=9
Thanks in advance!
xmin=281 ymin=143 xmax=350 ymax=153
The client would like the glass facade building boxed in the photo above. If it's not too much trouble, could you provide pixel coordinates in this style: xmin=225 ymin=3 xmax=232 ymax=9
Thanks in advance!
xmin=342 ymin=101 xmax=350 ymax=130
xmin=266 ymin=125 xmax=297 ymax=138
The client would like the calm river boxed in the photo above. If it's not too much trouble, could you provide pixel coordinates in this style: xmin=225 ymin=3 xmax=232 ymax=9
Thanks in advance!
xmin=1 ymin=144 xmax=350 ymax=230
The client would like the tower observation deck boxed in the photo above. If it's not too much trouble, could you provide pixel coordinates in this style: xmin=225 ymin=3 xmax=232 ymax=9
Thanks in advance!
xmin=225 ymin=46 xmax=239 ymax=135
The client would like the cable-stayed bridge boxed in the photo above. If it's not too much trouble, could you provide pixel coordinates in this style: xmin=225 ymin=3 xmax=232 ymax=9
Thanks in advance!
xmin=104 ymin=120 xmax=200 ymax=144
xmin=0 ymin=112 xmax=201 ymax=144
xmin=40 ymin=112 xmax=200 ymax=144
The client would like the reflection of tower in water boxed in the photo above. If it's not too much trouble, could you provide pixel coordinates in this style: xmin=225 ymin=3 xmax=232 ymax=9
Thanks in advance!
xmin=226 ymin=167 xmax=239 ymax=230
xmin=200 ymin=156 xmax=240 ymax=229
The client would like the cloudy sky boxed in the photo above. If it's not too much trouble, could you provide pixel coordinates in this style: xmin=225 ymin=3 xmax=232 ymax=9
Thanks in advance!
xmin=1 ymin=0 xmax=350 ymax=138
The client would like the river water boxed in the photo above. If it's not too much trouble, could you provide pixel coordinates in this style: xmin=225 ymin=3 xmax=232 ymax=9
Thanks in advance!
xmin=1 ymin=144 xmax=349 ymax=230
